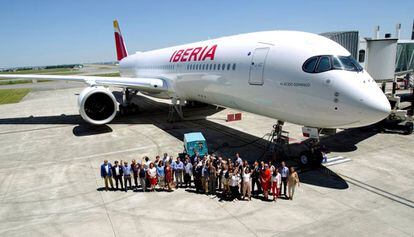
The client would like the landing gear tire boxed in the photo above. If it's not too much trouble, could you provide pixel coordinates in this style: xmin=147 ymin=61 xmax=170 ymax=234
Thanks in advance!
xmin=404 ymin=122 xmax=413 ymax=135
xmin=298 ymin=151 xmax=323 ymax=167
xmin=299 ymin=153 xmax=309 ymax=166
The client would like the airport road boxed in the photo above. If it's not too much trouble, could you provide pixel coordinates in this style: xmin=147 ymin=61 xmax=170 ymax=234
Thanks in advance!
xmin=0 ymin=87 xmax=413 ymax=237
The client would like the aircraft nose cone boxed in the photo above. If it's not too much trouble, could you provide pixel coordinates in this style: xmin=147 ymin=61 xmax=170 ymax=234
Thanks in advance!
xmin=362 ymin=93 xmax=391 ymax=124
xmin=368 ymin=99 xmax=391 ymax=118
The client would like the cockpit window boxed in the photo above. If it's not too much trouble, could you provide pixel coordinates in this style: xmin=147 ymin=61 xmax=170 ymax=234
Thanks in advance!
xmin=303 ymin=55 xmax=363 ymax=73
xmin=303 ymin=57 xmax=318 ymax=73
xmin=332 ymin=56 xmax=358 ymax=71
xmin=315 ymin=56 xmax=331 ymax=73
xmin=349 ymin=56 xmax=364 ymax=71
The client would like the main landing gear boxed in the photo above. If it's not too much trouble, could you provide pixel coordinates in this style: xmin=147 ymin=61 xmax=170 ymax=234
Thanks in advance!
xmin=168 ymin=97 xmax=185 ymax=122
xmin=119 ymin=88 xmax=139 ymax=116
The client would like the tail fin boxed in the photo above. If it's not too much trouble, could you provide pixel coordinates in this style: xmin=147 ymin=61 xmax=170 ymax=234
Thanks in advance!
xmin=113 ymin=20 xmax=128 ymax=61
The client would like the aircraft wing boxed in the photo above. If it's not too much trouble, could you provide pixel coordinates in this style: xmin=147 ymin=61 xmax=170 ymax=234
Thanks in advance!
xmin=0 ymin=74 xmax=169 ymax=93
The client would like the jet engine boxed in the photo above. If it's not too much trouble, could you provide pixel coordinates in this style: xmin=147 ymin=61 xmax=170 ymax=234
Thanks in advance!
xmin=78 ymin=86 xmax=118 ymax=125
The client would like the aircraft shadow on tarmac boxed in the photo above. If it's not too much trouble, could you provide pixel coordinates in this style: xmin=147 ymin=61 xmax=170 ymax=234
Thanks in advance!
xmin=0 ymin=94 xmax=383 ymax=189
xmin=319 ymin=127 xmax=379 ymax=153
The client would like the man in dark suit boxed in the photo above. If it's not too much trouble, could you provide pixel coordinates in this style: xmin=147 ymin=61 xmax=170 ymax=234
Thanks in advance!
xmin=100 ymin=160 xmax=114 ymax=191
xmin=251 ymin=161 xmax=261 ymax=196
xmin=111 ymin=160 xmax=123 ymax=190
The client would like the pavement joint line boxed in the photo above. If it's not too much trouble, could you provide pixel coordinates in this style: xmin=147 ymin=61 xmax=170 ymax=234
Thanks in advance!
xmin=341 ymin=174 xmax=414 ymax=205
xmin=0 ymin=146 xmax=157 ymax=171
xmin=87 ymin=154 xmax=117 ymax=237
xmin=337 ymin=172 xmax=414 ymax=209
xmin=0 ymin=124 xmax=72 ymax=135
xmin=213 ymin=200 xmax=259 ymax=237
xmin=0 ymin=172 xmax=16 ymax=203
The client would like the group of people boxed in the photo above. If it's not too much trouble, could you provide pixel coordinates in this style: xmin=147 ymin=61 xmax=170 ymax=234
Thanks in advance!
xmin=100 ymin=152 xmax=300 ymax=201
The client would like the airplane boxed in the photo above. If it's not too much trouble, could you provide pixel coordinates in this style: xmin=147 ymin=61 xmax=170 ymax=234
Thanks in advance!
xmin=0 ymin=20 xmax=391 ymax=131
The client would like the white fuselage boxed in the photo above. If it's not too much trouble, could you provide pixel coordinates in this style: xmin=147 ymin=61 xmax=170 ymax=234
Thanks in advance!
xmin=119 ymin=31 xmax=390 ymax=128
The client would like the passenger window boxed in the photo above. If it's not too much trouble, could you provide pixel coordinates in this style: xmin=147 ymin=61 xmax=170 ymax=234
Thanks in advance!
xmin=315 ymin=56 xmax=331 ymax=73
xmin=303 ymin=57 xmax=318 ymax=73
xmin=209 ymin=64 xmax=212 ymax=70
xmin=222 ymin=64 xmax=225 ymax=70
xmin=232 ymin=63 xmax=236 ymax=70
xmin=213 ymin=64 xmax=216 ymax=70
xmin=227 ymin=64 xmax=231 ymax=70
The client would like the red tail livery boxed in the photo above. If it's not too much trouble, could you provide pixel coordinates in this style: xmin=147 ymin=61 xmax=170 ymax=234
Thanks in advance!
xmin=114 ymin=20 xmax=128 ymax=61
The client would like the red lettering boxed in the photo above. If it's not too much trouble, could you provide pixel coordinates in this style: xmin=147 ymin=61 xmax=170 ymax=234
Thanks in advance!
xmin=173 ymin=49 xmax=184 ymax=62
xmin=189 ymin=47 xmax=202 ymax=61
xmin=180 ymin=48 xmax=193 ymax=62
xmin=198 ymin=46 xmax=208 ymax=61
xmin=169 ymin=50 xmax=177 ymax=62
xmin=201 ymin=45 xmax=217 ymax=61
xmin=170 ymin=45 xmax=218 ymax=62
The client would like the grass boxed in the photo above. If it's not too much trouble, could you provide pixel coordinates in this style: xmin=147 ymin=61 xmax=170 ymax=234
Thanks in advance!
xmin=0 ymin=89 xmax=31 ymax=104
xmin=0 ymin=68 xmax=81 ymax=85
xmin=0 ymin=79 xmax=50 ymax=85
xmin=0 ymin=68 xmax=78 ymax=75
xmin=92 ymin=72 xmax=120 ymax=77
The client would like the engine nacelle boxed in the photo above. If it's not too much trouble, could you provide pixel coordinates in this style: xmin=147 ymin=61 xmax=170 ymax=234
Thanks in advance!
xmin=78 ymin=86 xmax=118 ymax=125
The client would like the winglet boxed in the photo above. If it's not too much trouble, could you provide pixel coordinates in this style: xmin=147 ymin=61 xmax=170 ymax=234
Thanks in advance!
xmin=114 ymin=20 xmax=128 ymax=61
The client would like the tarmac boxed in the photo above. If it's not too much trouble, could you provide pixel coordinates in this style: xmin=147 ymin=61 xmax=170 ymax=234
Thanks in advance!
xmin=0 ymin=85 xmax=413 ymax=237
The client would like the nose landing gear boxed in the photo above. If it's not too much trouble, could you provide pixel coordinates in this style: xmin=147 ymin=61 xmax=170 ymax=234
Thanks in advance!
xmin=267 ymin=122 xmax=323 ymax=167
xmin=269 ymin=121 xmax=323 ymax=167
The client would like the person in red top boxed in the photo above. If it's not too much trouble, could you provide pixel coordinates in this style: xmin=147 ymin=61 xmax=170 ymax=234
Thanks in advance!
xmin=165 ymin=162 xmax=173 ymax=191
xmin=260 ymin=164 xmax=271 ymax=200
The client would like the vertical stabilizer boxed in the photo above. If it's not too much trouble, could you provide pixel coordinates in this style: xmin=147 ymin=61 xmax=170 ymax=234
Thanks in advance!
xmin=114 ymin=20 xmax=128 ymax=61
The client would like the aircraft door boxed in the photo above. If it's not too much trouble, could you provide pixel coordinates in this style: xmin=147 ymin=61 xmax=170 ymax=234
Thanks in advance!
xmin=249 ymin=47 xmax=269 ymax=85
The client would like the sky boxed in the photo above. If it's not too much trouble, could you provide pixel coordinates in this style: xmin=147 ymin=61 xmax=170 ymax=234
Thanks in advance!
xmin=0 ymin=0 xmax=413 ymax=68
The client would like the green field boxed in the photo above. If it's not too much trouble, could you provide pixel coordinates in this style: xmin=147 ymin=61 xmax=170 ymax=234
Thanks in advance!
xmin=0 ymin=68 xmax=81 ymax=85
xmin=0 ymin=67 xmax=79 ymax=75
xmin=0 ymin=79 xmax=50 ymax=85
xmin=0 ymin=89 xmax=31 ymax=104
xmin=92 ymin=72 xmax=120 ymax=77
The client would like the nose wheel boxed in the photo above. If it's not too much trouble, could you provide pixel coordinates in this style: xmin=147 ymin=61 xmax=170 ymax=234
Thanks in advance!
xmin=297 ymin=138 xmax=323 ymax=167
xmin=299 ymin=154 xmax=309 ymax=166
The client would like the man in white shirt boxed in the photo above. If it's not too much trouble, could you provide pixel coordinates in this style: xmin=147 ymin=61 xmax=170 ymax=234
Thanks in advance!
xmin=235 ymin=153 xmax=243 ymax=167
xmin=229 ymin=170 xmax=241 ymax=201
xmin=184 ymin=157 xmax=193 ymax=188
xmin=280 ymin=161 xmax=289 ymax=197
xmin=175 ymin=157 xmax=184 ymax=188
